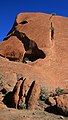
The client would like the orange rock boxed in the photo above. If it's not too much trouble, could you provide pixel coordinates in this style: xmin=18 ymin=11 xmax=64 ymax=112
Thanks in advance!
xmin=0 ymin=36 xmax=25 ymax=61
xmin=47 ymin=97 xmax=56 ymax=106
xmin=18 ymin=78 xmax=30 ymax=108
xmin=12 ymin=77 xmax=23 ymax=108
xmin=26 ymin=81 xmax=40 ymax=111
xmin=0 ymin=12 xmax=68 ymax=99
xmin=55 ymin=94 xmax=68 ymax=116
xmin=0 ymin=93 xmax=3 ymax=101
xmin=0 ymin=103 xmax=7 ymax=109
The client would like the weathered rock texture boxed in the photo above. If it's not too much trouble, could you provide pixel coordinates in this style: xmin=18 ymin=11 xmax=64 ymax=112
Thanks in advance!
xmin=0 ymin=12 xmax=68 ymax=94
xmin=19 ymin=77 xmax=30 ymax=106
xmin=25 ymin=81 xmax=40 ymax=111
xmin=11 ymin=78 xmax=40 ymax=110
xmin=0 ymin=36 xmax=24 ymax=61
xmin=55 ymin=94 xmax=68 ymax=116
xmin=12 ymin=77 xmax=23 ymax=108
xmin=0 ymin=12 xmax=68 ymax=119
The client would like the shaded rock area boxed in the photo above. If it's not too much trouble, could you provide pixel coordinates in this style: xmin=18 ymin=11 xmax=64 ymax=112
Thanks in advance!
xmin=0 ymin=36 xmax=24 ymax=61
xmin=12 ymin=77 xmax=23 ymax=108
xmin=3 ymin=78 xmax=40 ymax=111
xmin=0 ymin=30 xmax=45 ymax=62
xmin=44 ymin=89 xmax=68 ymax=116
xmin=0 ymin=12 xmax=67 ymax=89
xmin=44 ymin=94 xmax=68 ymax=116
xmin=2 ymin=78 xmax=68 ymax=116
xmin=0 ymin=12 xmax=68 ymax=119
xmin=25 ymin=80 xmax=40 ymax=111
xmin=55 ymin=94 xmax=68 ymax=116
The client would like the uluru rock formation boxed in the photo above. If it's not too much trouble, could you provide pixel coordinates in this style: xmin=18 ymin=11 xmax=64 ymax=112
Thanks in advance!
xmin=0 ymin=12 xmax=68 ymax=118
xmin=0 ymin=12 xmax=68 ymax=90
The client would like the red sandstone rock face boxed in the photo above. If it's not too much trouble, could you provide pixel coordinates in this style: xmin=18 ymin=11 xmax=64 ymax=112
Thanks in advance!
xmin=0 ymin=12 xmax=68 ymax=93
xmin=0 ymin=93 xmax=3 ymax=101
xmin=47 ymin=97 xmax=56 ymax=106
xmin=0 ymin=12 xmax=68 ymax=118
xmin=11 ymin=78 xmax=40 ymax=110
xmin=26 ymin=81 xmax=40 ymax=111
xmin=55 ymin=94 xmax=68 ymax=116
xmin=19 ymin=78 xmax=30 ymax=105
xmin=12 ymin=78 xmax=23 ymax=108
xmin=0 ymin=36 xmax=25 ymax=61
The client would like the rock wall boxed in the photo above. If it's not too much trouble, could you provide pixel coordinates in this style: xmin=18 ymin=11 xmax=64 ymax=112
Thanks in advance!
xmin=0 ymin=12 xmax=68 ymax=91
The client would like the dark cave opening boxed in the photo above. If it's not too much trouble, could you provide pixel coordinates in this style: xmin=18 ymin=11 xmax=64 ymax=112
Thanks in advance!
xmin=16 ymin=32 xmax=46 ymax=63
xmin=19 ymin=21 xmax=28 ymax=24
xmin=23 ymin=49 xmax=46 ymax=63
xmin=2 ymin=31 xmax=46 ymax=63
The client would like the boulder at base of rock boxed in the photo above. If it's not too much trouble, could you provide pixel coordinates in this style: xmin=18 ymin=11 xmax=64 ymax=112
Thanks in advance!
xmin=46 ymin=97 xmax=56 ymax=106
xmin=12 ymin=77 xmax=23 ymax=108
xmin=25 ymin=81 xmax=40 ymax=111
xmin=55 ymin=94 xmax=68 ymax=116
xmin=18 ymin=78 xmax=30 ymax=108
xmin=0 ymin=36 xmax=25 ymax=61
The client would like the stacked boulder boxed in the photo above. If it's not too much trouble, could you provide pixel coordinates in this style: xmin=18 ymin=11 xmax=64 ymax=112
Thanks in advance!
xmin=45 ymin=89 xmax=68 ymax=116
xmin=55 ymin=94 xmax=68 ymax=116
xmin=12 ymin=77 xmax=40 ymax=111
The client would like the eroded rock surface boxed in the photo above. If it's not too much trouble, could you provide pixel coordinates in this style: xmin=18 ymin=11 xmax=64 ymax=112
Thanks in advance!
xmin=0 ymin=12 xmax=68 ymax=117
xmin=3 ymin=79 xmax=40 ymax=111
xmin=0 ymin=12 xmax=68 ymax=90
xmin=25 ymin=81 xmax=40 ymax=111
xmin=55 ymin=94 xmax=68 ymax=116
xmin=12 ymin=77 xmax=23 ymax=108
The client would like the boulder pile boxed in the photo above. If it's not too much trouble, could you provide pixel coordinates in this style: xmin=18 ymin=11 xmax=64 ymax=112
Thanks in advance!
xmin=12 ymin=77 xmax=40 ymax=111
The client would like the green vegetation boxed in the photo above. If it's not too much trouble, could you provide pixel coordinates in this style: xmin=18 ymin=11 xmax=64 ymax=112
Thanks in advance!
xmin=19 ymin=102 xmax=26 ymax=109
xmin=0 ymin=75 xmax=3 ymax=85
xmin=0 ymin=79 xmax=3 ymax=85
xmin=23 ymin=57 xmax=30 ymax=63
xmin=0 ymin=74 xmax=4 ymax=91
xmin=39 ymin=85 xmax=48 ymax=101
xmin=15 ymin=58 xmax=20 ymax=62
xmin=55 ymin=87 xmax=65 ymax=95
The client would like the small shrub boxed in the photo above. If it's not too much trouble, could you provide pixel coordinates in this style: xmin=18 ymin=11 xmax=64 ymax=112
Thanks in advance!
xmin=55 ymin=87 xmax=64 ymax=95
xmin=40 ymin=85 xmax=45 ymax=94
xmin=0 ymin=79 xmax=3 ymax=85
xmin=39 ymin=85 xmax=46 ymax=101
xmin=0 ymin=75 xmax=3 ymax=86
xmin=19 ymin=102 xmax=26 ymax=109
xmin=23 ymin=57 xmax=30 ymax=63
xmin=0 ymin=74 xmax=4 ymax=92
xmin=15 ymin=58 xmax=20 ymax=62
xmin=39 ymin=85 xmax=50 ymax=103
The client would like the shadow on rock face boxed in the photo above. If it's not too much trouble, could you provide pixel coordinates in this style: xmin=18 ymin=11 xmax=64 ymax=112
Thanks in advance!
xmin=23 ymin=49 xmax=45 ymax=62
xmin=44 ymin=105 xmax=59 ymax=115
xmin=3 ymin=30 xmax=46 ymax=62
xmin=44 ymin=105 xmax=68 ymax=117
xmin=19 ymin=20 xmax=28 ymax=24
xmin=18 ymin=32 xmax=46 ymax=62
xmin=25 ymin=81 xmax=35 ymax=109
xmin=3 ymin=92 xmax=13 ymax=108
